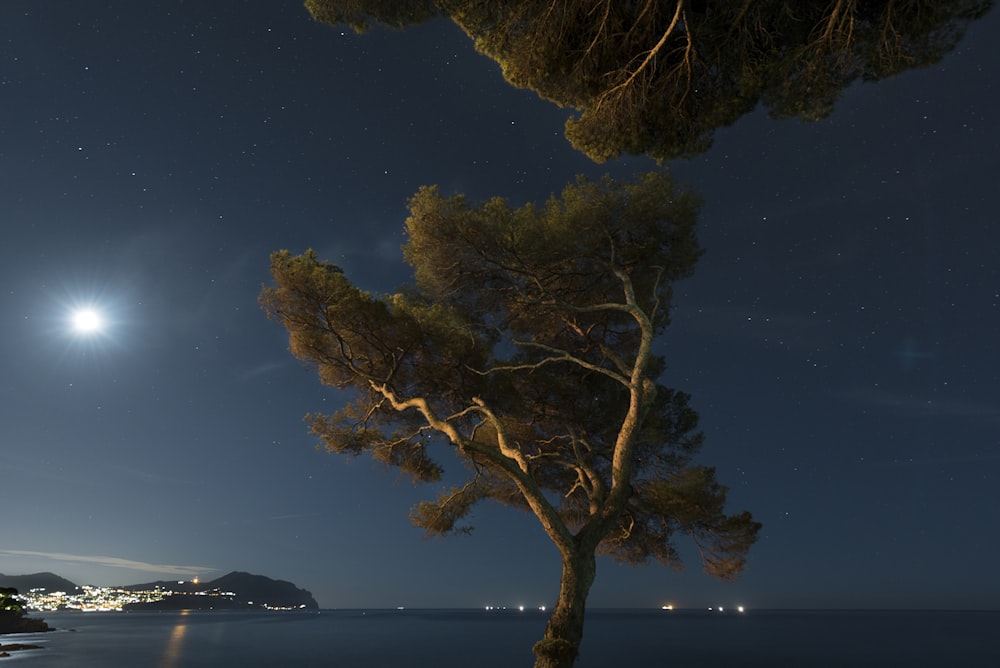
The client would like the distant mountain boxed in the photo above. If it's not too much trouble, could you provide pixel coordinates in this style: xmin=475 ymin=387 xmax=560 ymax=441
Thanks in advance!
xmin=122 ymin=571 xmax=318 ymax=611
xmin=1 ymin=570 xmax=318 ymax=612
xmin=0 ymin=573 xmax=78 ymax=594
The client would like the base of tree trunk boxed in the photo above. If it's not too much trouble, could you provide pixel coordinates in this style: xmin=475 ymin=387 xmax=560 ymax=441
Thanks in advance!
xmin=532 ymin=637 xmax=579 ymax=668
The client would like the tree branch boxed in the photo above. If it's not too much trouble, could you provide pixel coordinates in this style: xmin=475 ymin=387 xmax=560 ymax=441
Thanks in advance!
xmin=473 ymin=339 xmax=630 ymax=387
xmin=369 ymin=382 xmax=577 ymax=551
xmin=598 ymin=0 xmax=685 ymax=105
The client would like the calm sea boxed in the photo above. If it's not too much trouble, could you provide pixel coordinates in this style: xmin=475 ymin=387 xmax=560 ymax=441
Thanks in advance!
xmin=5 ymin=608 xmax=997 ymax=667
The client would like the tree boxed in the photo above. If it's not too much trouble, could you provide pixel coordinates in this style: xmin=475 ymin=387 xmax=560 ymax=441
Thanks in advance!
xmin=261 ymin=172 xmax=760 ymax=668
xmin=0 ymin=589 xmax=50 ymax=635
xmin=0 ymin=589 xmax=24 ymax=617
xmin=304 ymin=0 xmax=992 ymax=161
xmin=0 ymin=588 xmax=27 ymax=635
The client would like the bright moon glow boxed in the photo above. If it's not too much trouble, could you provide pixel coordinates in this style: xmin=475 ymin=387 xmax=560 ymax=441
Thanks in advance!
xmin=71 ymin=308 xmax=104 ymax=334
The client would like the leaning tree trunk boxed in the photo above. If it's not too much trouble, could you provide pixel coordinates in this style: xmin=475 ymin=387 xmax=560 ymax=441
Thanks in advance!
xmin=532 ymin=550 xmax=597 ymax=668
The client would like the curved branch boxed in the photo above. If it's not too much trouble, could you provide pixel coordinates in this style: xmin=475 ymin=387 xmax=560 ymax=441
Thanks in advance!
xmin=370 ymin=382 xmax=577 ymax=552
xmin=597 ymin=0 xmax=685 ymax=106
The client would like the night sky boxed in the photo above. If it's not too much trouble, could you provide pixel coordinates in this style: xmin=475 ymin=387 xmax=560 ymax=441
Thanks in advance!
xmin=2 ymin=2 xmax=998 ymax=611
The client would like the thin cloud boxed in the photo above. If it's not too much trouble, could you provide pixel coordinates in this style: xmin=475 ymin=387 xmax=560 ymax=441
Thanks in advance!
xmin=268 ymin=512 xmax=323 ymax=521
xmin=0 ymin=550 xmax=211 ymax=577
xmin=236 ymin=361 xmax=286 ymax=381
xmin=844 ymin=387 xmax=1000 ymax=422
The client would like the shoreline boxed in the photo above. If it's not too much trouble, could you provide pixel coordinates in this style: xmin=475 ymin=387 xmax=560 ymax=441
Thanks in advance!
xmin=0 ymin=642 xmax=44 ymax=658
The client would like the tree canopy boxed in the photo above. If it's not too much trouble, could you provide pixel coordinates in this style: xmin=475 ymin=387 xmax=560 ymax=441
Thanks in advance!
xmin=261 ymin=173 xmax=760 ymax=667
xmin=306 ymin=0 xmax=993 ymax=161
xmin=0 ymin=589 xmax=23 ymax=616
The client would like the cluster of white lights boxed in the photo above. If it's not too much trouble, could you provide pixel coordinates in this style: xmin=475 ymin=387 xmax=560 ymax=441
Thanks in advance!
xmin=18 ymin=585 xmax=169 ymax=612
xmin=18 ymin=585 xmax=292 ymax=613
xmin=661 ymin=604 xmax=747 ymax=613
xmin=706 ymin=605 xmax=746 ymax=614
xmin=483 ymin=605 xmax=547 ymax=612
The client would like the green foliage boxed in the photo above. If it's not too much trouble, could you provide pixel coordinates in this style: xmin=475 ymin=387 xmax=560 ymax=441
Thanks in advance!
xmin=262 ymin=172 xmax=759 ymax=578
xmin=305 ymin=0 xmax=992 ymax=161
xmin=0 ymin=588 xmax=24 ymax=618
xmin=636 ymin=467 xmax=762 ymax=580
xmin=403 ymin=172 xmax=702 ymax=336
xmin=409 ymin=479 xmax=491 ymax=535
xmin=305 ymin=0 xmax=438 ymax=33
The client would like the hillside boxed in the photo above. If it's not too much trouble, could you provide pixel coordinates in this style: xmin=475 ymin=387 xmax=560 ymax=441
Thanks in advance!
xmin=1 ymin=571 xmax=318 ymax=611
xmin=122 ymin=571 xmax=318 ymax=610
xmin=0 ymin=573 xmax=78 ymax=594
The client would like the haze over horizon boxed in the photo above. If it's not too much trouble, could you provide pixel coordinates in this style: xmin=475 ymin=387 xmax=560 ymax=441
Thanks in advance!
xmin=2 ymin=3 xmax=997 ymax=611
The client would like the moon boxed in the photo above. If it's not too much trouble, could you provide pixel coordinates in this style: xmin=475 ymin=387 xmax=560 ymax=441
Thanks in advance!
xmin=71 ymin=308 xmax=104 ymax=334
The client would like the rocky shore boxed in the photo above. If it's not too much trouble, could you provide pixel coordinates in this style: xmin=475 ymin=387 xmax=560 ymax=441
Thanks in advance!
xmin=0 ymin=615 xmax=51 ymax=659
xmin=1 ymin=586 xmax=53 ymax=658
xmin=0 ymin=615 xmax=52 ymax=635
xmin=0 ymin=642 xmax=44 ymax=659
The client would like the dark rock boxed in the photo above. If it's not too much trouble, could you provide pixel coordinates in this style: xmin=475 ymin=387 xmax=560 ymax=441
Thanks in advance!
xmin=0 ymin=642 xmax=44 ymax=656
xmin=0 ymin=615 xmax=52 ymax=635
